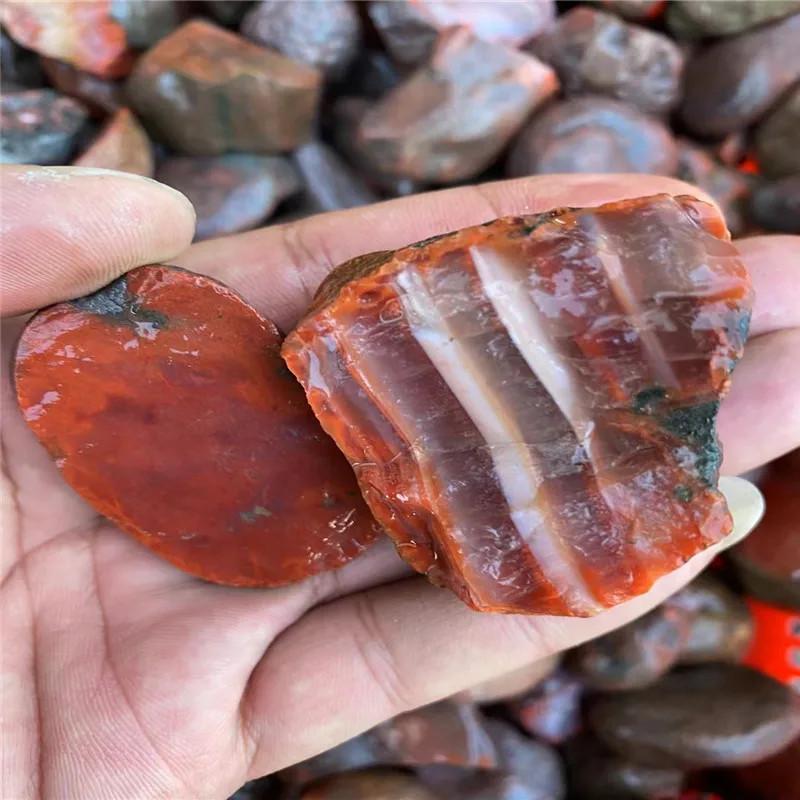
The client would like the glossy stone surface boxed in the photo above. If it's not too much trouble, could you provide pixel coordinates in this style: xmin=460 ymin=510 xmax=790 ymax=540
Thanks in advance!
xmin=0 ymin=89 xmax=88 ymax=165
xmin=680 ymin=14 xmax=800 ymax=137
xmin=241 ymin=0 xmax=360 ymax=76
xmin=40 ymin=58 xmax=122 ymax=119
xmin=507 ymin=97 xmax=678 ymax=177
xmin=368 ymin=0 xmax=556 ymax=65
xmin=591 ymin=665 xmax=800 ymax=768
xmin=748 ymin=176 xmax=800 ymax=235
xmin=755 ymin=85 xmax=800 ymax=179
xmin=300 ymin=770 xmax=438 ymax=800
xmin=507 ymin=670 xmax=584 ymax=744
xmin=156 ymin=154 xmax=300 ymax=241
xmin=0 ymin=0 xmax=133 ymax=78
xmin=667 ymin=0 xmax=800 ymax=38
xmin=284 ymin=194 xmax=752 ymax=616
xmin=350 ymin=28 xmax=558 ymax=183
xmin=534 ymin=7 xmax=684 ymax=114
xmin=126 ymin=20 xmax=321 ymax=155
xmin=74 ymin=108 xmax=154 ymax=177
xmin=15 ymin=265 xmax=379 ymax=587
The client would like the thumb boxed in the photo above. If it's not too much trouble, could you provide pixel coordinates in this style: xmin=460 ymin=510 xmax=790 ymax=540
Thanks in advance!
xmin=0 ymin=165 xmax=195 ymax=317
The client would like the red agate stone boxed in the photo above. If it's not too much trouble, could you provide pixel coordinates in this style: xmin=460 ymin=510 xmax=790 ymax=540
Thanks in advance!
xmin=283 ymin=194 xmax=753 ymax=617
xmin=15 ymin=265 xmax=378 ymax=586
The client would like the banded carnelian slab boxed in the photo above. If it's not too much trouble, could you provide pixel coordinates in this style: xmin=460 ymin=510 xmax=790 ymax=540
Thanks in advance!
xmin=283 ymin=194 xmax=753 ymax=616
xmin=15 ymin=265 xmax=379 ymax=586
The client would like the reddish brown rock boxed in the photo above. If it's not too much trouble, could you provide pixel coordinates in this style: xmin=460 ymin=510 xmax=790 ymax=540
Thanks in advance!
xmin=283 ymin=194 xmax=752 ymax=616
xmin=676 ymin=141 xmax=750 ymax=238
xmin=597 ymin=1 xmax=667 ymax=22
xmin=74 ymin=108 xmax=154 ymax=177
xmin=507 ymin=670 xmax=584 ymax=744
xmin=590 ymin=664 xmax=800 ymax=768
xmin=126 ymin=20 xmax=321 ymax=155
xmin=571 ymin=605 xmax=692 ymax=691
xmin=156 ymin=154 xmax=300 ymax=241
xmin=368 ymin=0 xmax=556 ymax=65
xmin=456 ymin=655 xmax=559 ymax=704
xmin=0 ymin=0 xmax=133 ymax=78
xmin=300 ymin=770 xmax=438 ymax=800
xmin=350 ymin=27 xmax=558 ymax=184
xmin=507 ymin=97 xmax=678 ymax=177
xmin=241 ymin=0 xmax=360 ymax=76
xmin=15 ymin=265 xmax=379 ymax=587
xmin=680 ymin=14 xmax=800 ymax=137
xmin=755 ymin=85 xmax=800 ymax=179
xmin=533 ymin=7 xmax=684 ymax=114
xmin=667 ymin=0 xmax=800 ymax=38
xmin=748 ymin=176 xmax=800 ymax=235
xmin=40 ymin=58 xmax=121 ymax=119
xmin=1 ymin=89 xmax=89 ymax=165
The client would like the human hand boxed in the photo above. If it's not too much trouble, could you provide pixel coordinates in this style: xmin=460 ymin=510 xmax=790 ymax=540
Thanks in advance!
xmin=2 ymin=166 xmax=798 ymax=799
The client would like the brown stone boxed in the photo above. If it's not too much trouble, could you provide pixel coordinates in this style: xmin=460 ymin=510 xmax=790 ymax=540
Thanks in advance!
xmin=755 ymin=85 xmax=800 ymax=179
xmin=156 ymin=154 xmax=300 ymax=241
xmin=1 ymin=89 xmax=88 ymax=165
xmin=667 ymin=1 xmax=800 ymax=38
xmin=74 ymin=108 xmax=154 ymax=177
xmin=40 ymin=58 xmax=122 ymax=119
xmin=507 ymin=97 xmax=678 ymax=177
xmin=590 ymin=664 xmax=800 ymax=768
xmin=15 ymin=265 xmax=379 ymax=587
xmin=368 ymin=0 xmax=556 ymax=65
xmin=0 ymin=0 xmax=134 ymax=78
xmin=283 ymin=195 xmax=752 ymax=616
xmin=507 ymin=670 xmax=584 ymax=744
xmin=747 ymin=176 xmax=800 ymax=235
xmin=292 ymin=140 xmax=380 ymax=213
xmin=533 ymin=7 xmax=684 ymax=114
xmin=680 ymin=14 xmax=800 ymax=137
xmin=126 ymin=19 xmax=321 ymax=155
xmin=241 ymin=0 xmax=360 ymax=76
xmin=350 ymin=27 xmax=558 ymax=184
xmin=300 ymin=770 xmax=438 ymax=800
xmin=597 ymin=1 xmax=667 ymax=22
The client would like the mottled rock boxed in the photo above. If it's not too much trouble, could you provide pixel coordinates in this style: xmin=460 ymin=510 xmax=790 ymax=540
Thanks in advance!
xmin=680 ymin=15 xmax=800 ymax=137
xmin=572 ymin=605 xmax=691 ymax=691
xmin=1 ymin=89 xmax=89 ymax=165
xmin=567 ymin=736 xmax=685 ymax=800
xmin=456 ymin=655 xmax=559 ymax=704
xmin=0 ymin=29 xmax=46 ymax=90
xmin=292 ymin=141 xmax=379 ymax=213
xmin=747 ymin=176 xmax=800 ymax=234
xmin=591 ymin=665 xmax=800 ymax=768
xmin=368 ymin=0 xmax=556 ymax=65
xmin=676 ymin=140 xmax=750 ymax=237
xmin=108 ymin=0 xmax=181 ymax=49
xmin=507 ymin=670 xmax=584 ymax=744
xmin=15 ymin=265 xmax=379 ymax=587
xmin=755 ymin=85 xmax=800 ymax=179
xmin=534 ymin=7 xmax=684 ymax=114
xmin=507 ymin=97 xmax=678 ymax=177
xmin=668 ymin=1 xmax=800 ymax=39
xmin=241 ymin=0 xmax=360 ymax=76
xmin=351 ymin=28 xmax=558 ymax=184
xmin=74 ymin=107 xmax=153 ymax=176
xmin=597 ymin=1 xmax=667 ymax=22
xmin=0 ymin=0 xmax=133 ymax=78
xmin=126 ymin=19 xmax=321 ymax=155
xmin=156 ymin=154 xmax=300 ymax=241
xmin=300 ymin=769 xmax=437 ymax=800
xmin=283 ymin=195 xmax=752 ymax=616
xmin=40 ymin=58 xmax=121 ymax=118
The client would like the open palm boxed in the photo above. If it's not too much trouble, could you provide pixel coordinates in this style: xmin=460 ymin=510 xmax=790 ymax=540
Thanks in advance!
xmin=3 ymin=166 xmax=799 ymax=799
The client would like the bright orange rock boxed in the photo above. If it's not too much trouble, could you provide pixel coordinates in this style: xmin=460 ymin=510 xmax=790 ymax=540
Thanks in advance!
xmin=283 ymin=194 xmax=753 ymax=616
xmin=15 ymin=265 xmax=379 ymax=587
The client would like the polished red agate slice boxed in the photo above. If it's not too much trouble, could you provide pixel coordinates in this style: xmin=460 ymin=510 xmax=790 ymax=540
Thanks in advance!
xmin=15 ymin=265 xmax=379 ymax=586
xmin=283 ymin=194 xmax=753 ymax=616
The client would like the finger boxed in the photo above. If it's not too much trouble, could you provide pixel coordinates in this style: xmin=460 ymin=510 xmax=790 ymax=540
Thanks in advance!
xmin=0 ymin=165 xmax=195 ymax=317
xmin=175 ymin=174 xmax=720 ymax=332
xmin=244 ymin=479 xmax=763 ymax=776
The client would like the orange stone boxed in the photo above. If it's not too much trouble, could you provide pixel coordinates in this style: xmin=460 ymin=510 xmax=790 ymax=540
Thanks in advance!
xmin=74 ymin=108 xmax=154 ymax=177
xmin=15 ymin=265 xmax=379 ymax=587
xmin=283 ymin=194 xmax=753 ymax=616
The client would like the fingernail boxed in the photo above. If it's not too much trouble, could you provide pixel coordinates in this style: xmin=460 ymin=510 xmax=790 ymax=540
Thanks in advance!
xmin=718 ymin=476 xmax=765 ymax=551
